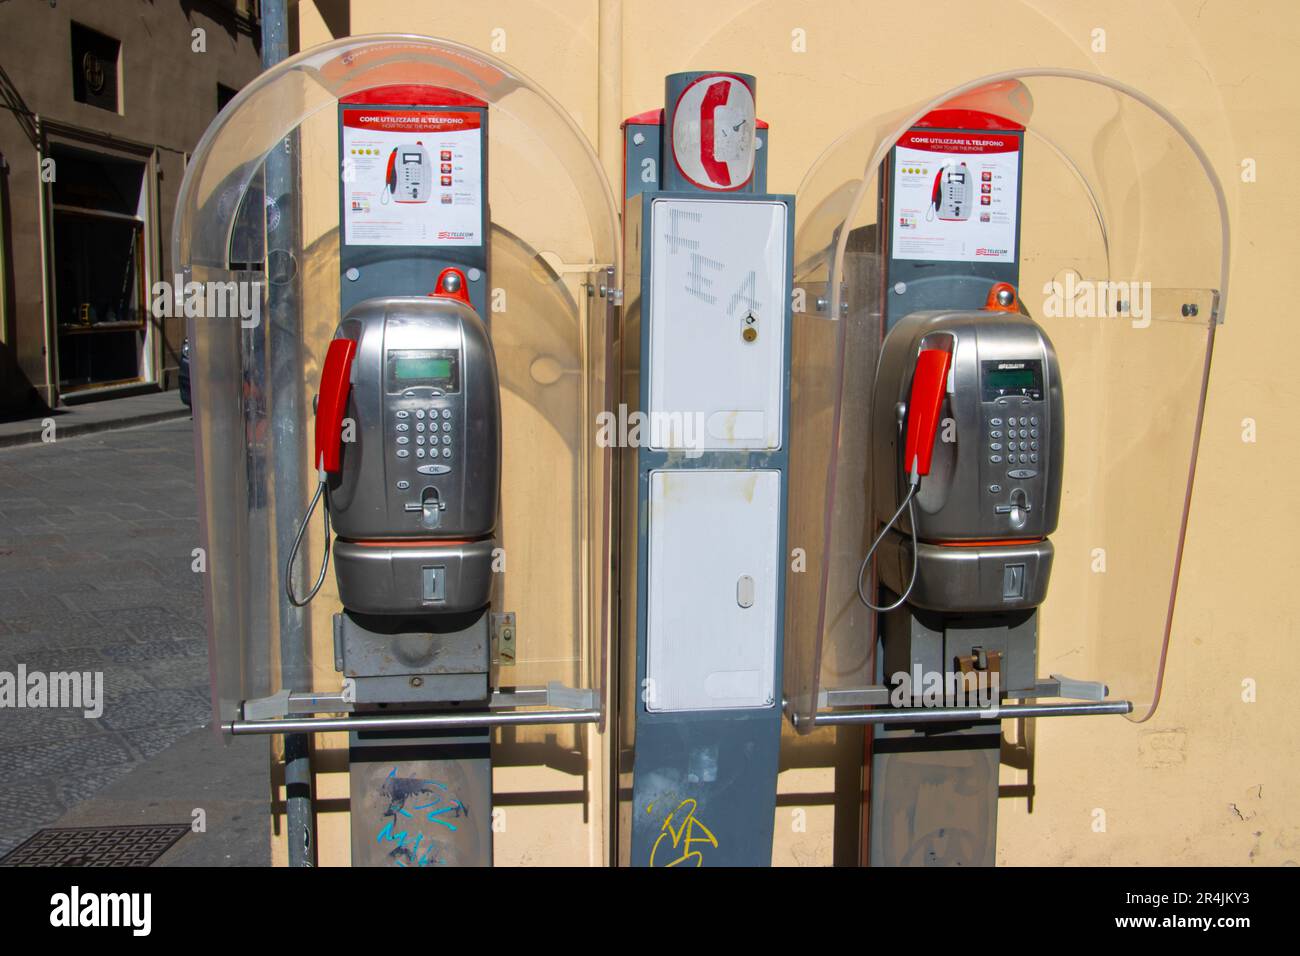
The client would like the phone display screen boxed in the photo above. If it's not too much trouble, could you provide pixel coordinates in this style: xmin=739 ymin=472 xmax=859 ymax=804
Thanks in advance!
xmin=981 ymin=359 xmax=1043 ymax=401
xmin=388 ymin=349 xmax=459 ymax=391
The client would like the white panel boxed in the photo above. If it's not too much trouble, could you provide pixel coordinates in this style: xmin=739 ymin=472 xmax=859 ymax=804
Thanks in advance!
xmin=648 ymin=199 xmax=787 ymax=451
xmin=646 ymin=470 xmax=780 ymax=712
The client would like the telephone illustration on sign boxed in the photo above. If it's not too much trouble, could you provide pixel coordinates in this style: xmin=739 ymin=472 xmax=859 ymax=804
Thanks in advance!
xmin=382 ymin=142 xmax=432 ymax=205
xmin=928 ymin=161 xmax=974 ymax=221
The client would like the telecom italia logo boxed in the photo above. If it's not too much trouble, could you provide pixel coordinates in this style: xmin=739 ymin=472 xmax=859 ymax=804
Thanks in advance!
xmin=49 ymin=887 xmax=151 ymax=936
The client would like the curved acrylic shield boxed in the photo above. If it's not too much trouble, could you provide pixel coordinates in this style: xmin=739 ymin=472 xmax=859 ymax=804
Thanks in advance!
xmin=786 ymin=69 xmax=1230 ymax=728
xmin=174 ymin=35 xmax=619 ymax=730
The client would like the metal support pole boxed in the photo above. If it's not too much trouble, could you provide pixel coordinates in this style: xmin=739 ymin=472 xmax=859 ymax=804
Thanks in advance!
xmin=260 ymin=0 xmax=315 ymax=868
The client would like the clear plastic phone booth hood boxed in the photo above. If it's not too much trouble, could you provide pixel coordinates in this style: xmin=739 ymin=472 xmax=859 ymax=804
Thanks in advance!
xmin=785 ymin=70 xmax=1230 ymax=866
xmin=174 ymin=35 xmax=620 ymax=867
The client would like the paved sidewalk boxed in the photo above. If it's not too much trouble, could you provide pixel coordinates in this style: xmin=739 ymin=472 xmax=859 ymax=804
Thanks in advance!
xmin=47 ymin=725 xmax=272 ymax=866
xmin=0 ymin=390 xmax=191 ymax=449
xmin=0 ymin=418 xmax=248 ymax=860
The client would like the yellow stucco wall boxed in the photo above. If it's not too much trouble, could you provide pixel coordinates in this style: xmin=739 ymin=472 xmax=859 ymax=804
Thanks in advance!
xmin=289 ymin=0 xmax=1300 ymax=865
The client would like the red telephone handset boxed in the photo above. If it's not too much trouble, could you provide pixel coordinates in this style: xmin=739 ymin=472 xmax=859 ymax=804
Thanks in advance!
xmin=384 ymin=148 xmax=398 ymax=196
xmin=315 ymin=337 xmax=357 ymax=474
xmin=902 ymin=347 xmax=952 ymax=481
xmin=699 ymin=79 xmax=733 ymax=187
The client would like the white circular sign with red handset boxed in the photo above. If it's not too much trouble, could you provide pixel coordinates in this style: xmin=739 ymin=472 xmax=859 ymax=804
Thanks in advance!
xmin=671 ymin=74 xmax=756 ymax=191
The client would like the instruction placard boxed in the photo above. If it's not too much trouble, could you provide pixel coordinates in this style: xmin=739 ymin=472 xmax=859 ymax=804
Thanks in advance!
xmin=342 ymin=108 xmax=483 ymax=247
xmin=890 ymin=129 xmax=1020 ymax=264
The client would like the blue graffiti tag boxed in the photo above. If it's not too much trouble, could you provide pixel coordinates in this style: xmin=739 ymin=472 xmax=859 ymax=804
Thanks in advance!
xmin=374 ymin=767 xmax=469 ymax=866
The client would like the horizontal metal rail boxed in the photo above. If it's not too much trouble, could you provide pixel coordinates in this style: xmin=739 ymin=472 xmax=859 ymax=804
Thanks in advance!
xmin=226 ymin=708 xmax=601 ymax=736
xmin=793 ymin=699 xmax=1132 ymax=729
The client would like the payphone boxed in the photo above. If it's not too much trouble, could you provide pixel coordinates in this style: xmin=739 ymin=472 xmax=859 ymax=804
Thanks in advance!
xmin=854 ymin=103 xmax=1089 ymax=867
xmin=181 ymin=35 xmax=621 ymax=869
xmin=285 ymin=268 xmax=501 ymax=620
xmin=784 ymin=69 xmax=1229 ymax=870
xmin=864 ymin=285 xmax=1063 ymax=615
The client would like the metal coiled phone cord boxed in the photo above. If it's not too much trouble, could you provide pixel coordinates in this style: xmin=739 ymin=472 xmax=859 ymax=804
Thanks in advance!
xmin=285 ymin=469 xmax=331 ymax=607
xmin=856 ymin=474 xmax=921 ymax=613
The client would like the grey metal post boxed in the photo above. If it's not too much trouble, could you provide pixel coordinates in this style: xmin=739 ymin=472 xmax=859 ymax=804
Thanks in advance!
xmin=261 ymin=0 xmax=315 ymax=868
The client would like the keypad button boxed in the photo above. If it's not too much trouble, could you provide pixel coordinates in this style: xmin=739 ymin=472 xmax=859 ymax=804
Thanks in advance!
xmin=396 ymin=423 xmax=409 ymax=432
xmin=416 ymin=448 xmax=426 ymax=458
xmin=990 ymin=418 xmax=1002 ymax=427
xmin=416 ymin=436 xmax=425 ymax=446
xmin=396 ymin=436 xmax=409 ymax=445
xmin=988 ymin=484 xmax=1001 ymax=494
xmin=1019 ymin=453 xmax=1028 ymax=464
xmin=442 ymin=447 xmax=452 ymax=458
xmin=441 ymin=421 xmax=451 ymax=432
xmin=1030 ymin=416 xmax=1039 ymax=426
xmin=443 ymin=435 xmax=451 ymax=445
xmin=441 ymin=409 xmax=452 ymax=420
xmin=396 ymin=411 xmax=409 ymax=420
xmin=396 ymin=449 xmax=409 ymax=459
xmin=1030 ymin=428 xmax=1038 ymax=438
xmin=990 ymin=442 xmax=1002 ymax=451
xmin=990 ymin=430 xmax=1002 ymax=439
xmin=1019 ymin=429 xmax=1028 ymax=439
xmin=1030 ymin=453 xmax=1038 ymax=463
xmin=1007 ymin=441 xmax=1017 ymax=451
xmin=1030 ymin=440 xmax=1038 ymax=450
xmin=989 ymin=455 xmax=1002 ymax=464
xmin=416 ymin=410 xmax=425 ymax=420
xmin=396 ymin=480 xmax=410 ymax=490
xmin=416 ymin=422 xmax=425 ymax=432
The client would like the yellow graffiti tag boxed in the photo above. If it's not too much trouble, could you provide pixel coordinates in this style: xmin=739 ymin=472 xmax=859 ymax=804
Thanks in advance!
xmin=649 ymin=798 xmax=718 ymax=867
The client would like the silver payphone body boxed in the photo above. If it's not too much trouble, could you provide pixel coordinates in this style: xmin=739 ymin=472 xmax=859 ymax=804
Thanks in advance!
xmin=326 ymin=290 xmax=500 ymax=617
xmin=870 ymin=302 xmax=1063 ymax=613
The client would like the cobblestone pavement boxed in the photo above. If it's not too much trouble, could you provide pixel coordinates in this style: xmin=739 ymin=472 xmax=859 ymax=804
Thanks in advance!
xmin=0 ymin=419 xmax=211 ymax=855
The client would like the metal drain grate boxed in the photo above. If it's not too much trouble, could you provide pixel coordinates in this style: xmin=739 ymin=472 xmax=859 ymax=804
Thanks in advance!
xmin=0 ymin=824 xmax=190 ymax=867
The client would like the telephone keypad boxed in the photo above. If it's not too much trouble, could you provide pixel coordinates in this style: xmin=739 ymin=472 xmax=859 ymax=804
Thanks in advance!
xmin=389 ymin=398 xmax=459 ymax=508
xmin=985 ymin=402 xmax=1046 ymax=517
